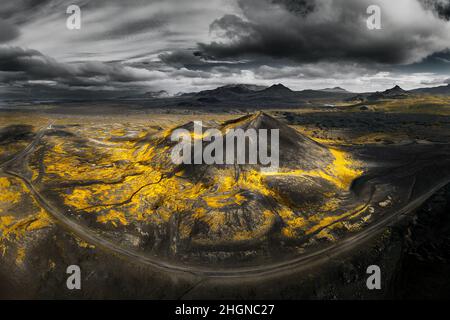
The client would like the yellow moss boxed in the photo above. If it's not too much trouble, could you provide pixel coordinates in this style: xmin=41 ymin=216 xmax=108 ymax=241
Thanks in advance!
xmin=276 ymin=207 xmax=308 ymax=238
xmin=320 ymin=197 xmax=341 ymax=212
xmin=0 ymin=207 xmax=52 ymax=263
xmin=53 ymin=142 xmax=66 ymax=154
xmin=110 ymin=128 xmax=126 ymax=136
xmin=203 ymin=192 xmax=245 ymax=208
xmin=212 ymin=169 xmax=275 ymax=198
xmin=64 ymin=188 xmax=93 ymax=208
xmin=192 ymin=207 xmax=207 ymax=219
xmin=1 ymin=210 xmax=51 ymax=243
xmin=239 ymin=170 xmax=275 ymax=197
xmin=97 ymin=209 xmax=128 ymax=227
xmin=282 ymin=227 xmax=295 ymax=238
xmin=317 ymin=229 xmax=335 ymax=241
xmin=261 ymin=148 xmax=363 ymax=190
xmin=233 ymin=210 xmax=275 ymax=241
xmin=310 ymin=137 xmax=337 ymax=145
xmin=207 ymin=212 xmax=226 ymax=232
xmin=288 ymin=217 xmax=306 ymax=229
xmin=328 ymin=149 xmax=363 ymax=190
xmin=306 ymin=204 xmax=367 ymax=235
xmin=0 ymin=216 xmax=15 ymax=227
xmin=0 ymin=177 xmax=22 ymax=206
xmin=0 ymin=177 xmax=11 ymax=188
xmin=27 ymin=209 xmax=51 ymax=231
xmin=15 ymin=247 xmax=26 ymax=265
xmin=75 ymin=238 xmax=95 ymax=249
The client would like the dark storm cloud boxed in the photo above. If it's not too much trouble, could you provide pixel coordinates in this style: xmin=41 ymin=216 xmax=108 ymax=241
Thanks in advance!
xmin=272 ymin=0 xmax=316 ymax=16
xmin=0 ymin=19 xmax=20 ymax=43
xmin=436 ymin=2 xmax=450 ymax=19
xmin=199 ymin=0 xmax=450 ymax=65
xmin=159 ymin=50 xmax=205 ymax=68
xmin=0 ymin=47 xmax=72 ymax=81
xmin=253 ymin=63 xmax=373 ymax=80
xmin=157 ymin=47 xmax=363 ymax=81
xmin=421 ymin=0 xmax=450 ymax=20
xmin=2 ymin=0 xmax=450 ymax=97
xmin=0 ymin=46 xmax=164 ymax=88
xmin=394 ymin=50 xmax=450 ymax=74
xmin=209 ymin=14 xmax=255 ymax=40
xmin=158 ymin=49 xmax=252 ymax=72
xmin=104 ymin=17 xmax=167 ymax=39
xmin=0 ymin=0 xmax=59 ymax=25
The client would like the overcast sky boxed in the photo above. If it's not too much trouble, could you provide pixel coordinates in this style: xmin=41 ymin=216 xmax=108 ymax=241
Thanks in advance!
xmin=2 ymin=0 xmax=450 ymax=99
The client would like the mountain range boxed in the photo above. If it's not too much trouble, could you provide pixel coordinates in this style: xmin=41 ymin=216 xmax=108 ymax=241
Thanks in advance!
xmin=169 ymin=83 xmax=356 ymax=108
xmin=5 ymin=82 xmax=450 ymax=109
xmin=153 ymin=83 xmax=450 ymax=108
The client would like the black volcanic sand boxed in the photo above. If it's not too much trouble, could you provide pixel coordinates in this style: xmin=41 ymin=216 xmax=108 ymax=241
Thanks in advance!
xmin=0 ymin=111 xmax=449 ymax=299
xmin=279 ymin=111 xmax=450 ymax=143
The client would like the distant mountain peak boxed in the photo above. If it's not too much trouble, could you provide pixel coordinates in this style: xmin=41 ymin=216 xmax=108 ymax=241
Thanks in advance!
xmin=263 ymin=83 xmax=293 ymax=93
xmin=348 ymin=84 xmax=408 ymax=102
xmin=222 ymin=84 xmax=267 ymax=92
xmin=320 ymin=87 xmax=349 ymax=93
xmin=193 ymin=84 xmax=267 ymax=98
xmin=385 ymin=85 xmax=406 ymax=94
